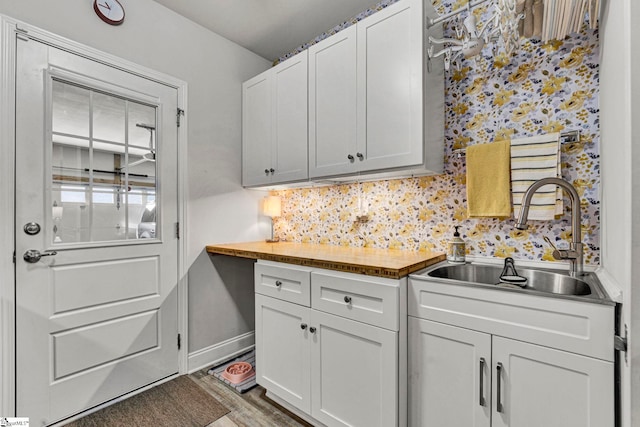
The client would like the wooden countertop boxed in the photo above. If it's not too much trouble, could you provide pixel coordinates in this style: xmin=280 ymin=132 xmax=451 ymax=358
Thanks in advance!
xmin=206 ymin=241 xmax=445 ymax=279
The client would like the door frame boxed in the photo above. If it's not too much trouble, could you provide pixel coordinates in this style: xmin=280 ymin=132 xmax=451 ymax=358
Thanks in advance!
xmin=0 ymin=15 xmax=189 ymax=417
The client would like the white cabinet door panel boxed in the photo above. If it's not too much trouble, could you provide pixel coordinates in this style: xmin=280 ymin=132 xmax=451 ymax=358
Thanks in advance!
xmin=311 ymin=309 xmax=397 ymax=427
xmin=308 ymin=25 xmax=358 ymax=178
xmin=273 ymin=51 xmax=308 ymax=183
xmin=408 ymin=317 xmax=491 ymax=427
xmin=492 ymin=337 xmax=613 ymax=427
xmin=255 ymin=294 xmax=311 ymax=413
xmin=357 ymin=0 xmax=423 ymax=172
xmin=242 ymin=73 xmax=272 ymax=186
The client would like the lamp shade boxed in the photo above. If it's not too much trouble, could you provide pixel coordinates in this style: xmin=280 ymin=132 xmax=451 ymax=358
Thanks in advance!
xmin=262 ymin=196 xmax=282 ymax=218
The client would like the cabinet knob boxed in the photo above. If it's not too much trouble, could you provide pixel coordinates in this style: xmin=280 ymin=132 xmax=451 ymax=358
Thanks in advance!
xmin=270 ymin=168 xmax=275 ymax=173
xmin=347 ymin=154 xmax=354 ymax=161
xmin=309 ymin=326 xmax=316 ymax=334
xmin=275 ymin=280 xmax=282 ymax=287
xmin=344 ymin=296 xmax=352 ymax=304
xmin=300 ymin=323 xmax=307 ymax=330
xmin=264 ymin=168 xmax=270 ymax=174
xmin=356 ymin=152 xmax=364 ymax=160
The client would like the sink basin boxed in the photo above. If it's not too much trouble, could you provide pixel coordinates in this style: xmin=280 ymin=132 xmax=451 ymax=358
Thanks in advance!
xmin=427 ymin=264 xmax=591 ymax=296
xmin=418 ymin=262 xmax=612 ymax=303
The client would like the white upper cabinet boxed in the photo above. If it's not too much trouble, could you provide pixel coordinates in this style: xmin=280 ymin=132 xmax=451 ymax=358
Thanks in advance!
xmin=309 ymin=0 xmax=444 ymax=181
xmin=243 ymin=0 xmax=443 ymax=187
xmin=242 ymin=51 xmax=308 ymax=187
xmin=308 ymin=25 xmax=358 ymax=178
xmin=242 ymin=73 xmax=272 ymax=186
xmin=356 ymin=0 xmax=425 ymax=173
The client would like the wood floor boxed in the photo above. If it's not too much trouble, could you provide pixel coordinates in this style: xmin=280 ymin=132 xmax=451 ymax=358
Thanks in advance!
xmin=189 ymin=369 xmax=313 ymax=427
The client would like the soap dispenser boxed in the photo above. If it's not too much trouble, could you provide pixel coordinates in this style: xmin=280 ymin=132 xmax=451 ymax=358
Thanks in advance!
xmin=447 ymin=225 xmax=466 ymax=264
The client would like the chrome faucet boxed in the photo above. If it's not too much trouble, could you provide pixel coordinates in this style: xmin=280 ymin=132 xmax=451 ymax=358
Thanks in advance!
xmin=514 ymin=177 xmax=583 ymax=277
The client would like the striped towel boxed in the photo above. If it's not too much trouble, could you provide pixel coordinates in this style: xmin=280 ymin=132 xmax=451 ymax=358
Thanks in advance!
xmin=510 ymin=133 xmax=562 ymax=220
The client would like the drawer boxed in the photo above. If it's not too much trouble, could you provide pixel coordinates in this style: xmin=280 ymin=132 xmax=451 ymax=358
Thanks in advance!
xmin=255 ymin=261 xmax=312 ymax=306
xmin=408 ymin=276 xmax=615 ymax=361
xmin=311 ymin=270 xmax=400 ymax=331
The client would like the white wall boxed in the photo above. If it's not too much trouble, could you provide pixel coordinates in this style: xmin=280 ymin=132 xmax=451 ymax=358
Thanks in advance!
xmin=0 ymin=0 xmax=271 ymax=363
xmin=599 ymin=0 xmax=640 ymax=426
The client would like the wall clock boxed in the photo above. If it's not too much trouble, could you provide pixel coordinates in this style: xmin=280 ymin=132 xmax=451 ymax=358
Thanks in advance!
xmin=93 ymin=0 xmax=125 ymax=26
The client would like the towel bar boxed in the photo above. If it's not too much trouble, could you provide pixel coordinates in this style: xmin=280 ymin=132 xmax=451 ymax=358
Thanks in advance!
xmin=452 ymin=130 xmax=581 ymax=158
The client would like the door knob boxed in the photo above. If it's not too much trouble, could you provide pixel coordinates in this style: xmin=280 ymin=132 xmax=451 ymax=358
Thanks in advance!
xmin=23 ymin=249 xmax=57 ymax=263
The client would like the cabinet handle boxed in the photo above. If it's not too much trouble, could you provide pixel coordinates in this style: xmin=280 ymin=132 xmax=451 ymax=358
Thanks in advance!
xmin=300 ymin=323 xmax=307 ymax=330
xmin=275 ymin=280 xmax=282 ymax=287
xmin=264 ymin=168 xmax=270 ymax=174
xmin=344 ymin=296 xmax=352 ymax=304
xmin=496 ymin=362 xmax=504 ymax=413
xmin=479 ymin=357 xmax=486 ymax=407
xmin=356 ymin=152 xmax=364 ymax=160
xmin=347 ymin=154 xmax=354 ymax=161
xmin=309 ymin=326 xmax=316 ymax=334
xmin=269 ymin=168 xmax=275 ymax=174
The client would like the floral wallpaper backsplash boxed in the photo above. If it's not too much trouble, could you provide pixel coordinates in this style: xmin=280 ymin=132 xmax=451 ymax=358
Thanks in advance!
xmin=273 ymin=1 xmax=601 ymax=267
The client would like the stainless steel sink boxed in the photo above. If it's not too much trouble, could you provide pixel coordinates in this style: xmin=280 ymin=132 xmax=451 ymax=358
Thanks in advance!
xmin=417 ymin=262 xmax=611 ymax=303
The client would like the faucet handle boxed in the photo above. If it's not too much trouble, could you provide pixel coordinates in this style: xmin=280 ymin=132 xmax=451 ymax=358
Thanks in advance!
xmin=544 ymin=236 xmax=578 ymax=261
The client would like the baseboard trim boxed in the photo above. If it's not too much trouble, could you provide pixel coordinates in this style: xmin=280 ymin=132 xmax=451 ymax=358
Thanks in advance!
xmin=187 ymin=331 xmax=255 ymax=373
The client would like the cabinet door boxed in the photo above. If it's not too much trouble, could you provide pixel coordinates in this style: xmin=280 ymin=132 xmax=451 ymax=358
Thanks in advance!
xmin=308 ymin=25 xmax=358 ymax=178
xmin=310 ymin=309 xmax=397 ymax=427
xmin=255 ymin=294 xmax=311 ymax=413
xmin=272 ymin=51 xmax=308 ymax=183
xmin=356 ymin=0 xmax=424 ymax=173
xmin=242 ymin=71 xmax=273 ymax=186
xmin=408 ymin=317 xmax=491 ymax=427
xmin=492 ymin=336 xmax=613 ymax=427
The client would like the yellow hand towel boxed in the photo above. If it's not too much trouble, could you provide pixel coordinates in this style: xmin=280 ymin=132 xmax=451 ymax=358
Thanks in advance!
xmin=466 ymin=140 xmax=512 ymax=218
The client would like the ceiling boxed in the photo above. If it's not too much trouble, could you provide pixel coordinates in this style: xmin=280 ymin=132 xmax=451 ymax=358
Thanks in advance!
xmin=151 ymin=0 xmax=384 ymax=61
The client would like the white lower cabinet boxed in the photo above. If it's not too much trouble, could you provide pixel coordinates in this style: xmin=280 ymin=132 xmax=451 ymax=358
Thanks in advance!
xmin=408 ymin=317 xmax=491 ymax=427
xmin=255 ymin=261 xmax=402 ymax=427
xmin=255 ymin=294 xmax=311 ymax=413
xmin=409 ymin=318 xmax=613 ymax=427
xmin=492 ymin=336 xmax=613 ymax=427
xmin=311 ymin=309 xmax=397 ymax=427
xmin=408 ymin=276 xmax=614 ymax=427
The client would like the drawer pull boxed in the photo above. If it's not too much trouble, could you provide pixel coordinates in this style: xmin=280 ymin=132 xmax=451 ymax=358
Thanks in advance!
xmin=275 ymin=280 xmax=282 ymax=287
xmin=496 ymin=362 xmax=504 ymax=413
xmin=479 ymin=357 xmax=486 ymax=407
xmin=344 ymin=296 xmax=352 ymax=304
xmin=300 ymin=323 xmax=307 ymax=330
xmin=309 ymin=326 xmax=316 ymax=334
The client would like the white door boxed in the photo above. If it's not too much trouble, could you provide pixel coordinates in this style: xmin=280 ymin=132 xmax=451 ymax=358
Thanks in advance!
xmin=255 ymin=294 xmax=311 ymax=412
xmin=15 ymin=37 xmax=179 ymax=425
xmin=492 ymin=336 xmax=614 ymax=427
xmin=408 ymin=317 xmax=491 ymax=427
xmin=310 ymin=309 xmax=397 ymax=427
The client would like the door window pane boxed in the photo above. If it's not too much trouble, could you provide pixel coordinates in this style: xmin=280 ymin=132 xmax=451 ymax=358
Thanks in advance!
xmin=50 ymin=79 xmax=158 ymax=245
xmin=93 ymin=92 xmax=126 ymax=144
